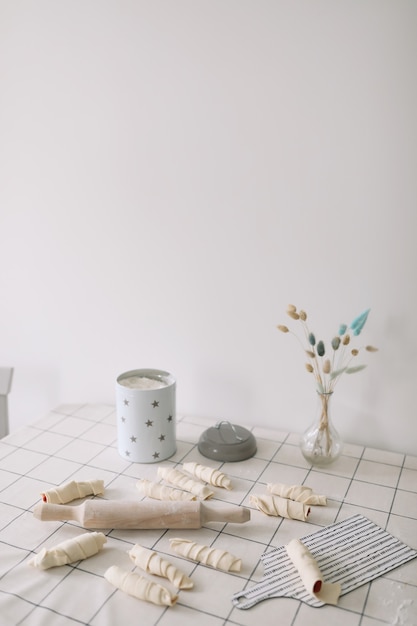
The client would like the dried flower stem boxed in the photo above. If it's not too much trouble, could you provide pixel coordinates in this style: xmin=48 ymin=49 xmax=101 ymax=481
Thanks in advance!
xmin=312 ymin=392 xmax=333 ymax=457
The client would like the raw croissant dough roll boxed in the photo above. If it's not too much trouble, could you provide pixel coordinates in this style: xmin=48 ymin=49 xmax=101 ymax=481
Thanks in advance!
xmin=250 ymin=494 xmax=310 ymax=521
xmin=41 ymin=479 xmax=104 ymax=504
xmin=182 ymin=462 xmax=232 ymax=490
xmin=169 ymin=538 xmax=241 ymax=572
xmin=104 ymin=565 xmax=177 ymax=606
xmin=129 ymin=544 xmax=193 ymax=589
xmin=28 ymin=531 xmax=106 ymax=569
xmin=267 ymin=483 xmax=327 ymax=505
xmin=286 ymin=538 xmax=341 ymax=604
xmin=157 ymin=467 xmax=213 ymax=500
xmin=136 ymin=479 xmax=196 ymax=501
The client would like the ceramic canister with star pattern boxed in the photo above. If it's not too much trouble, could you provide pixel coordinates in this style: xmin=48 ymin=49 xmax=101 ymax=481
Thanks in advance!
xmin=116 ymin=368 xmax=176 ymax=463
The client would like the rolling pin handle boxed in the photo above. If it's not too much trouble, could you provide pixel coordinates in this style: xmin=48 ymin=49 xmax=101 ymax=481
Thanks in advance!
xmin=201 ymin=503 xmax=251 ymax=524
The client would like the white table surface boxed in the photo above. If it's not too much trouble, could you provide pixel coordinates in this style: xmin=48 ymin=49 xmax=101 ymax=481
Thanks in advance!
xmin=0 ymin=404 xmax=416 ymax=626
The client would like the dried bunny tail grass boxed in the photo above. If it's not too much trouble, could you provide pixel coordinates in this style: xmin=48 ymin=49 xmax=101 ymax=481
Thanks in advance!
xmin=287 ymin=304 xmax=297 ymax=312
xmin=366 ymin=345 xmax=379 ymax=352
xmin=305 ymin=350 xmax=315 ymax=358
xmin=299 ymin=310 xmax=307 ymax=321
xmin=351 ymin=349 xmax=359 ymax=356
xmin=287 ymin=310 xmax=300 ymax=320
xmin=305 ymin=363 xmax=314 ymax=373
xmin=342 ymin=334 xmax=351 ymax=345
xmin=277 ymin=325 xmax=289 ymax=333
xmin=317 ymin=341 xmax=325 ymax=357
xmin=331 ymin=336 xmax=341 ymax=350
xmin=322 ymin=359 xmax=331 ymax=374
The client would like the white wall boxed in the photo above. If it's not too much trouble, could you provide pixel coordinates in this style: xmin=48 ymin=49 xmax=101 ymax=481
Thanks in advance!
xmin=1 ymin=1 xmax=416 ymax=455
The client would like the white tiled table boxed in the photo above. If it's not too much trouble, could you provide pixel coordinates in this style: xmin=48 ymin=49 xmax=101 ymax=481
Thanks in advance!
xmin=0 ymin=404 xmax=416 ymax=626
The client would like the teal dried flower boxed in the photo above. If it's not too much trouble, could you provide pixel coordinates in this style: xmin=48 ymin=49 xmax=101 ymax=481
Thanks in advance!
xmin=338 ymin=323 xmax=347 ymax=335
xmin=317 ymin=340 xmax=325 ymax=357
xmin=350 ymin=309 xmax=370 ymax=336
xmin=309 ymin=333 xmax=316 ymax=346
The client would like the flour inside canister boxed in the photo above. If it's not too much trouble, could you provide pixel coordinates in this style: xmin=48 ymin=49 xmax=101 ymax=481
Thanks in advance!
xmin=119 ymin=376 xmax=167 ymax=390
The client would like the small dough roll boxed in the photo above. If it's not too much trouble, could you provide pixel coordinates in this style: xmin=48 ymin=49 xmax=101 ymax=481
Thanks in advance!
xmin=182 ymin=462 xmax=232 ymax=490
xmin=169 ymin=538 xmax=241 ymax=572
xmin=136 ymin=479 xmax=196 ymax=501
xmin=41 ymin=479 xmax=104 ymax=504
xmin=267 ymin=483 xmax=327 ymax=506
xmin=250 ymin=494 xmax=310 ymax=521
xmin=28 ymin=532 xmax=107 ymax=569
xmin=286 ymin=538 xmax=341 ymax=605
xmin=157 ymin=467 xmax=213 ymax=500
xmin=104 ymin=565 xmax=177 ymax=606
xmin=129 ymin=544 xmax=193 ymax=589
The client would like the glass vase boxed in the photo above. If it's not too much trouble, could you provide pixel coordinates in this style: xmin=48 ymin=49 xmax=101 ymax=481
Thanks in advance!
xmin=300 ymin=391 xmax=342 ymax=465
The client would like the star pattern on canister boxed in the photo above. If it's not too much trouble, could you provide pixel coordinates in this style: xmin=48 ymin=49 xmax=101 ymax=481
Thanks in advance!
xmin=118 ymin=391 xmax=174 ymax=461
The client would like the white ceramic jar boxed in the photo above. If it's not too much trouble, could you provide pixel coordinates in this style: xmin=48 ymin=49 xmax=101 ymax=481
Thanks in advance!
xmin=115 ymin=368 xmax=176 ymax=463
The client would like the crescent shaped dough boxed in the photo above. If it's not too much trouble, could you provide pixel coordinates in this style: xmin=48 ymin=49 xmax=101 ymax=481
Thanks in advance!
xmin=182 ymin=462 xmax=232 ymax=490
xmin=169 ymin=538 xmax=241 ymax=572
xmin=104 ymin=565 xmax=177 ymax=606
xmin=28 ymin=532 xmax=107 ymax=569
xmin=286 ymin=538 xmax=341 ymax=604
xmin=136 ymin=479 xmax=196 ymax=501
xmin=157 ymin=467 xmax=213 ymax=500
xmin=129 ymin=544 xmax=193 ymax=589
xmin=267 ymin=483 xmax=327 ymax=506
xmin=41 ymin=479 xmax=104 ymax=504
xmin=250 ymin=494 xmax=310 ymax=522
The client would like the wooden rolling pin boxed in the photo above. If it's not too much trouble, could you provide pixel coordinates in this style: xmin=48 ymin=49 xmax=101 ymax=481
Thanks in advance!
xmin=32 ymin=499 xmax=251 ymax=529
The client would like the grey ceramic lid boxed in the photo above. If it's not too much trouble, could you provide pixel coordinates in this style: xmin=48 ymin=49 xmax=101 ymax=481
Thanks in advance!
xmin=198 ymin=421 xmax=257 ymax=462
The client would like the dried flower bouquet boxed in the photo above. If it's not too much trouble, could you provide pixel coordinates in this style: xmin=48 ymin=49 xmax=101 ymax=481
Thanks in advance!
xmin=277 ymin=305 xmax=378 ymax=463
